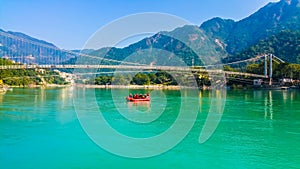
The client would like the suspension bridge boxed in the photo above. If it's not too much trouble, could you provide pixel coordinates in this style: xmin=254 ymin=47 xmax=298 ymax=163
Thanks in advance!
xmin=0 ymin=30 xmax=284 ymax=81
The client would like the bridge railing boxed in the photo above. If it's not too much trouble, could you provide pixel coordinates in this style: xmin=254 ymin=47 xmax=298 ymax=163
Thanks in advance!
xmin=0 ymin=64 xmax=267 ymax=78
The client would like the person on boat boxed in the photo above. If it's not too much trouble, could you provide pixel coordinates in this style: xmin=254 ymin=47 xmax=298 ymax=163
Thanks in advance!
xmin=143 ymin=94 xmax=147 ymax=98
xmin=134 ymin=94 xmax=138 ymax=99
xmin=129 ymin=94 xmax=133 ymax=98
xmin=139 ymin=94 xmax=143 ymax=99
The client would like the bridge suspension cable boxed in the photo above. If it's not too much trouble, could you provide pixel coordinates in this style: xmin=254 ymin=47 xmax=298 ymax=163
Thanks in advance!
xmin=1 ymin=31 xmax=278 ymax=68
xmin=1 ymin=31 xmax=286 ymax=80
xmin=199 ymin=55 xmax=266 ymax=68
xmin=0 ymin=31 xmax=146 ymax=66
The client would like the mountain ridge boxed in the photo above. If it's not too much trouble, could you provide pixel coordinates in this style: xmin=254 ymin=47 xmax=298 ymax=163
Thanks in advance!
xmin=0 ymin=29 xmax=75 ymax=64
xmin=1 ymin=0 xmax=300 ymax=65
xmin=200 ymin=0 xmax=300 ymax=54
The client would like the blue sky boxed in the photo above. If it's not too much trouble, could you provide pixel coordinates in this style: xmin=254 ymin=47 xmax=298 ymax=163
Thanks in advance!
xmin=0 ymin=0 xmax=280 ymax=49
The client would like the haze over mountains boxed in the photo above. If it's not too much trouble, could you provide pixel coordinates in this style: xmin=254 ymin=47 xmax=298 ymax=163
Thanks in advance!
xmin=0 ymin=0 xmax=300 ymax=65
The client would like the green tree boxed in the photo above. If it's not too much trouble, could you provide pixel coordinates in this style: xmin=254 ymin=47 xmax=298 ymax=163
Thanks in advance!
xmin=132 ymin=73 xmax=150 ymax=85
xmin=112 ymin=74 xmax=130 ymax=85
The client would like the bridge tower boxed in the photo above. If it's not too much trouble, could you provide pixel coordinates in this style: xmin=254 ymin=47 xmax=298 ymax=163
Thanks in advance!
xmin=269 ymin=54 xmax=273 ymax=86
xmin=264 ymin=54 xmax=273 ymax=86
xmin=264 ymin=54 xmax=268 ymax=77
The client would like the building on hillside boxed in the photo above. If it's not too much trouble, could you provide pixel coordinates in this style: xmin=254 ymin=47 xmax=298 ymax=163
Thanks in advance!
xmin=54 ymin=69 xmax=75 ymax=84
xmin=279 ymin=78 xmax=294 ymax=86
xmin=35 ymin=68 xmax=46 ymax=74
xmin=253 ymin=79 xmax=263 ymax=86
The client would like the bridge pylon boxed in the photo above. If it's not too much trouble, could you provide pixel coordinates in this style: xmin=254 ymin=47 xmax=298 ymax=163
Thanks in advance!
xmin=269 ymin=54 xmax=273 ymax=86
xmin=264 ymin=53 xmax=284 ymax=86
xmin=263 ymin=54 xmax=273 ymax=86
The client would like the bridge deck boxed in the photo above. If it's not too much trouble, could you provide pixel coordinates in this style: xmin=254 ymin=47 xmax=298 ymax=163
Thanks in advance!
xmin=0 ymin=64 xmax=266 ymax=78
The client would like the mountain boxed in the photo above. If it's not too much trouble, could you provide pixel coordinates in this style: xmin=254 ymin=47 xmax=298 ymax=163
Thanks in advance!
xmin=0 ymin=29 xmax=75 ymax=64
xmin=1 ymin=0 xmax=300 ymax=65
xmin=200 ymin=18 xmax=235 ymax=43
xmin=84 ymin=25 xmax=227 ymax=67
xmin=201 ymin=0 xmax=300 ymax=54
xmin=225 ymin=30 xmax=300 ymax=63
xmin=88 ymin=0 xmax=300 ymax=65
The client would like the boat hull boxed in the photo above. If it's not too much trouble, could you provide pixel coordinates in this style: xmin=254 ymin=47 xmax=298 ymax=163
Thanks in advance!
xmin=126 ymin=97 xmax=150 ymax=102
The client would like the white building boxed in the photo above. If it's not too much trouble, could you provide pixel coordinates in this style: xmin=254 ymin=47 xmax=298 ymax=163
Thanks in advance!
xmin=253 ymin=79 xmax=263 ymax=86
xmin=54 ymin=69 xmax=75 ymax=84
xmin=279 ymin=78 xmax=294 ymax=86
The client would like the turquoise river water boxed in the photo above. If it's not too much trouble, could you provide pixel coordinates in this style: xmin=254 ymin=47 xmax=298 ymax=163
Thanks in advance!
xmin=0 ymin=88 xmax=299 ymax=169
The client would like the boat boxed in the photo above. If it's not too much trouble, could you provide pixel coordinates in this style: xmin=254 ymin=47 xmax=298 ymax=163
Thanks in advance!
xmin=126 ymin=94 xmax=150 ymax=102
xmin=281 ymin=86 xmax=289 ymax=90
xmin=126 ymin=97 xmax=150 ymax=102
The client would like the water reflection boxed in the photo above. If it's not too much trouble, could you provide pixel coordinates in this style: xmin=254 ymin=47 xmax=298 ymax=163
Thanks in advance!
xmin=0 ymin=93 xmax=3 ymax=106
xmin=55 ymin=87 xmax=76 ymax=124
xmin=57 ymin=86 xmax=74 ymax=107
xmin=199 ymin=89 xmax=226 ymax=143
xmin=261 ymin=90 xmax=299 ymax=120
xmin=264 ymin=91 xmax=273 ymax=120
xmin=199 ymin=90 xmax=203 ymax=113
xmin=0 ymin=87 xmax=76 ymax=123
xmin=127 ymin=101 xmax=150 ymax=110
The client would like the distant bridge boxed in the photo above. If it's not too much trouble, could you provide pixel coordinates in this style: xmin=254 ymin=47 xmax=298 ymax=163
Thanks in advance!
xmin=0 ymin=64 xmax=266 ymax=78
xmin=0 ymin=30 xmax=284 ymax=81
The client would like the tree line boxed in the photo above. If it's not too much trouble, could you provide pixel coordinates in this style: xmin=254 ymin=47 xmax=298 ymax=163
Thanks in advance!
xmin=0 ymin=58 xmax=68 ymax=86
xmin=86 ymin=61 xmax=300 ymax=87
xmin=84 ymin=71 xmax=211 ymax=87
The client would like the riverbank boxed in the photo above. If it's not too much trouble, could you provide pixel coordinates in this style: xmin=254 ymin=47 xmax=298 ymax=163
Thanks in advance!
xmin=76 ymin=84 xmax=222 ymax=90
xmin=78 ymin=84 xmax=299 ymax=90
xmin=3 ymin=83 xmax=186 ymax=90
xmin=4 ymin=83 xmax=300 ymax=91
xmin=75 ymin=84 xmax=183 ymax=90
xmin=0 ymin=84 xmax=9 ymax=94
xmin=8 ymin=84 xmax=72 ymax=89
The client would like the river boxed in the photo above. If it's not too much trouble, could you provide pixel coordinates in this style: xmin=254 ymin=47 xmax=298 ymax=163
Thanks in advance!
xmin=0 ymin=88 xmax=299 ymax=168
